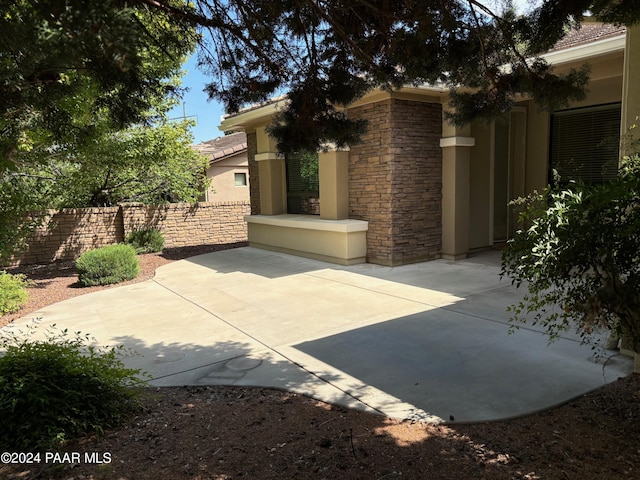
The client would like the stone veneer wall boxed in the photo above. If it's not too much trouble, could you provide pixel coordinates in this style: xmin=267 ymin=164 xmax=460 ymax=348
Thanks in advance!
xmin=9 ymin=202 xmax=250 ymax=266
xmin=348 ymin=98 xmax=442 ymax=265
xmin=10 ymin=207 xmax=125 ymax=267
xmin=246 ymin=131 xmax=261 ymax=215
xmin=120 ymin=202 xmax=249 ymax=249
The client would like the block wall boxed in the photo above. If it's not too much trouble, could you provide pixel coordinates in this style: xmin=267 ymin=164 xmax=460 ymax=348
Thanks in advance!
xmin=8 ymin=202 xmax=250 ymax=266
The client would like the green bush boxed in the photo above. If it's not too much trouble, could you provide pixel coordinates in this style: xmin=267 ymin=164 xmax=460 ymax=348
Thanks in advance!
xmin=76 ymin=244 xmax=140 ymax=287
xmin=502 ymin=154 xmax=640 ymax=349
xmin=0 ymin=271 xmax=30 ymax=315
xmin=0 ymin=322 xmax=145 ymax=450
xmin=125 ymin=228 xmax=165 ymax=254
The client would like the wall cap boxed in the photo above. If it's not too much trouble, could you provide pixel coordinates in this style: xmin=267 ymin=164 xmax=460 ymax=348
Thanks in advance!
xmin=245 ymin=214 xmax=368 ymax=233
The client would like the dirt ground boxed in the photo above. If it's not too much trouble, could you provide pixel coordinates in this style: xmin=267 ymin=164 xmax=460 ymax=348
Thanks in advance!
xmin=1 ymin=244 xmax=639 ymax=480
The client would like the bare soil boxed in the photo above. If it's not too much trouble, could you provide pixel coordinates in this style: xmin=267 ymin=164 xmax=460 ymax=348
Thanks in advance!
xmin=1 ymin=243 xmax=639 ymax=480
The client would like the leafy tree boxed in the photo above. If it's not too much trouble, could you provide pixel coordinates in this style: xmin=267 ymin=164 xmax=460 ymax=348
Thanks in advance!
xmin=0 ymin=0 xmax=198 ymax=262
xmin=0 ymin=0 xmax=196 ymax=172
xmin=7 ymin=118 xmax=209 ymax=208
xmin=501 ymin=154 xmax=640 ymax=358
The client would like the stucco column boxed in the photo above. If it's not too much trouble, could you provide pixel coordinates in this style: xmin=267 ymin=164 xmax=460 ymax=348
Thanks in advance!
xmin=255 ymin=125 xmax=286 ymax=215
xmin=318 ymin=147 xmax=349 ymax=220
xmin=440 ymin=118 xmax=475 ymax=260
xmin=621 ymin=24 xmax=640 ymax=156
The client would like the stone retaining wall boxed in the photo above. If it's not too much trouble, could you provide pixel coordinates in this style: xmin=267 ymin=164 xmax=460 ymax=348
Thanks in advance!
xmin=9 ymin=202 xmax=250 ymax=266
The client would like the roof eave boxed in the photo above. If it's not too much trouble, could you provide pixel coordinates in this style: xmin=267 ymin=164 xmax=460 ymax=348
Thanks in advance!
xmin=543 ymin=33 xmax=626 ymax=66
xmin=219 ymin=97 xmax=288 ymax=132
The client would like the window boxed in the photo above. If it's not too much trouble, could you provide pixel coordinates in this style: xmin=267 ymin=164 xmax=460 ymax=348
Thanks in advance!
xmin=549 ymin=103 xmax=621 ymax=185
xmin=234 ymin=172 xmax=247 ymax=186
xmin=285 ymin=151 xmax=320 ymax=214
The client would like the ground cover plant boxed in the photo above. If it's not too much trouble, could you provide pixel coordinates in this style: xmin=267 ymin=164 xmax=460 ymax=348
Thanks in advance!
xmin=76 ymin=244 xmax=140 ymax=287
xmin=0 ymin=271 xmax=30 ymax=315
xmin=0 ymin=321 xmax=144 ymax=451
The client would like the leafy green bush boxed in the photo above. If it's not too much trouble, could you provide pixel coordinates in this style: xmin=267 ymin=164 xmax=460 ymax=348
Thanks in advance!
xmin=125 ymin=228 xmax=165 ymax=254
xmin=501 ymin=154 xmax=640 ymax=350
xmin=76 ymin=244 xmax=140 ymax=287
xmin=0 ymin=271 xmax=30 ymax=315
xmin=0 ymin=321 xmax=145 ymax=450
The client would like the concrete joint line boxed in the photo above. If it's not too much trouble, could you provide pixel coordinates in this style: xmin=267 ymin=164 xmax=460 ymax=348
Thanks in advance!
xmin=150 ymin=278 xmax=387 ymax=417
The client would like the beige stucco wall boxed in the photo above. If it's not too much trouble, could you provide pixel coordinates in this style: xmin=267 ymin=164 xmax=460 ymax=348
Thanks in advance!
xmin=205 ymin=152 xmax=250 ymax=202
xmin=522 ymin=70 xmax=624 ymax=195
xmin=622 ymin=25 xmax=640 ymax=147
xmin=467 ymin=59 xmax=624 ymax=252
xmin=245 ymin=215 xmax=368 ymax=265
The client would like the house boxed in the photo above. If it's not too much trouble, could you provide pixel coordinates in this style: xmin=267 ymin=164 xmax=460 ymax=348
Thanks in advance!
xmin=193 ymin=132 xmax=249 ymax=202
xmin=219 ymin=23 xmax=639 ymax=267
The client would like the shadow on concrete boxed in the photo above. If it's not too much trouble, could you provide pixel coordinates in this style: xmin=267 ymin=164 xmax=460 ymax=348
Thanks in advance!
xmin=108 ymin=335 xmax=428 ymax=420
xmin=293 ymin=307 xmax=633 ymax=423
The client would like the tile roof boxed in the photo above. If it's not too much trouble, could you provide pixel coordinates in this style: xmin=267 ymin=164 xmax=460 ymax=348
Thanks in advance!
xmin=550 ymin=22 xmax=626 ymax=52
xmin=193 ymin=132 xmax=247 ymax=163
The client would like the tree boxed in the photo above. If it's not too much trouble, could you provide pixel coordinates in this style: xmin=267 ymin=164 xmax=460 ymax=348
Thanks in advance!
xmin=164 ymin=0 xmax=640 ymax=152
xmin=6 ymin=118 xmax=209 ymax=208
xmin=0 ymin=0 xmax=197 ymax=172
xmin=501 ymin=154 xmax=640 ymax=360
xmin=4 ymin=1 xmax=639 ymax=157
xmin=0 ymin=0 xmax=198 ymax=262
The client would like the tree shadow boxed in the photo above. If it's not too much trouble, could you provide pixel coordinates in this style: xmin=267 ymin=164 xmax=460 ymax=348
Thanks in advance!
xmin=159 ymin=241 xmax=248 ymax=260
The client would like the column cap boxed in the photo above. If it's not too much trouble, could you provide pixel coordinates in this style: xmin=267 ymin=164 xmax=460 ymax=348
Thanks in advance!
xmin=255 ymin=152 xmax=284 ymax=161
xmin=320 ymin=143 xmax=351 ymax=152
xmin=440 ymin=136 xmax=475 ymax=148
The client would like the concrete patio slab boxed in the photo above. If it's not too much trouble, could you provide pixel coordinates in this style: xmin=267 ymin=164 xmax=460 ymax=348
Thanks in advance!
xmin=4 ymin=247 xmax=633 ymax=423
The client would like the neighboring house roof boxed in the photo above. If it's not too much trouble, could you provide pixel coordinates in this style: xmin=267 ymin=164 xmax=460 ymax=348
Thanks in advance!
xmin=550 ymin=22 xmax=626 ymax=52
xmin=193 ymin=132 xmax=247 ymax=165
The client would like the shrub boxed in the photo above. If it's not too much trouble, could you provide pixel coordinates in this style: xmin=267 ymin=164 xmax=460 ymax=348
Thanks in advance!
xmin=125 ymin=228 xmax=165 ymax=254
xmin=0 ymin=321 xmax=146 ymax=451
xmin=0 ymin=271 xmax=30 ymax=315
xmin=76 ymin=244 xmax=140 ymax=287
xmin=501 ymin=154 xmax=640 ymax=351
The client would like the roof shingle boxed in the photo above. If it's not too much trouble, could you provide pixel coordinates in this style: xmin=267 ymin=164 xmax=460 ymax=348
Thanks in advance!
xmin=550 ymin=22 xmax=626 ymax=52
xmin=193 ymin=132 xmax=247 ymax=163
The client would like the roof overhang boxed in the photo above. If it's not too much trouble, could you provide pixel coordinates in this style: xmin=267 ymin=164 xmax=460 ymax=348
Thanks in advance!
xmin=543 ymin=32 xmax=626 ymax=66
xmin=219 ymin=97 xmax=288 ymax=132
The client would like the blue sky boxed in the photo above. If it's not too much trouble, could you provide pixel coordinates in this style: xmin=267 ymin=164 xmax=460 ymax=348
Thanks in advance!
xmin=171 ymin=0 xmax=538 ymax=144
xmin=167 ymin=55 xmax=226 ymax=144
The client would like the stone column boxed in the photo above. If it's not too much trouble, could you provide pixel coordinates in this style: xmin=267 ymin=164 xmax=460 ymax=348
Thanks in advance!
xmin=255 ymin=125 xmax=286 ymax=215
xmin=318 ymin=147 xmax=349 ymax=220
xmin=440 ymin=116 xmax=474 ymax=260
